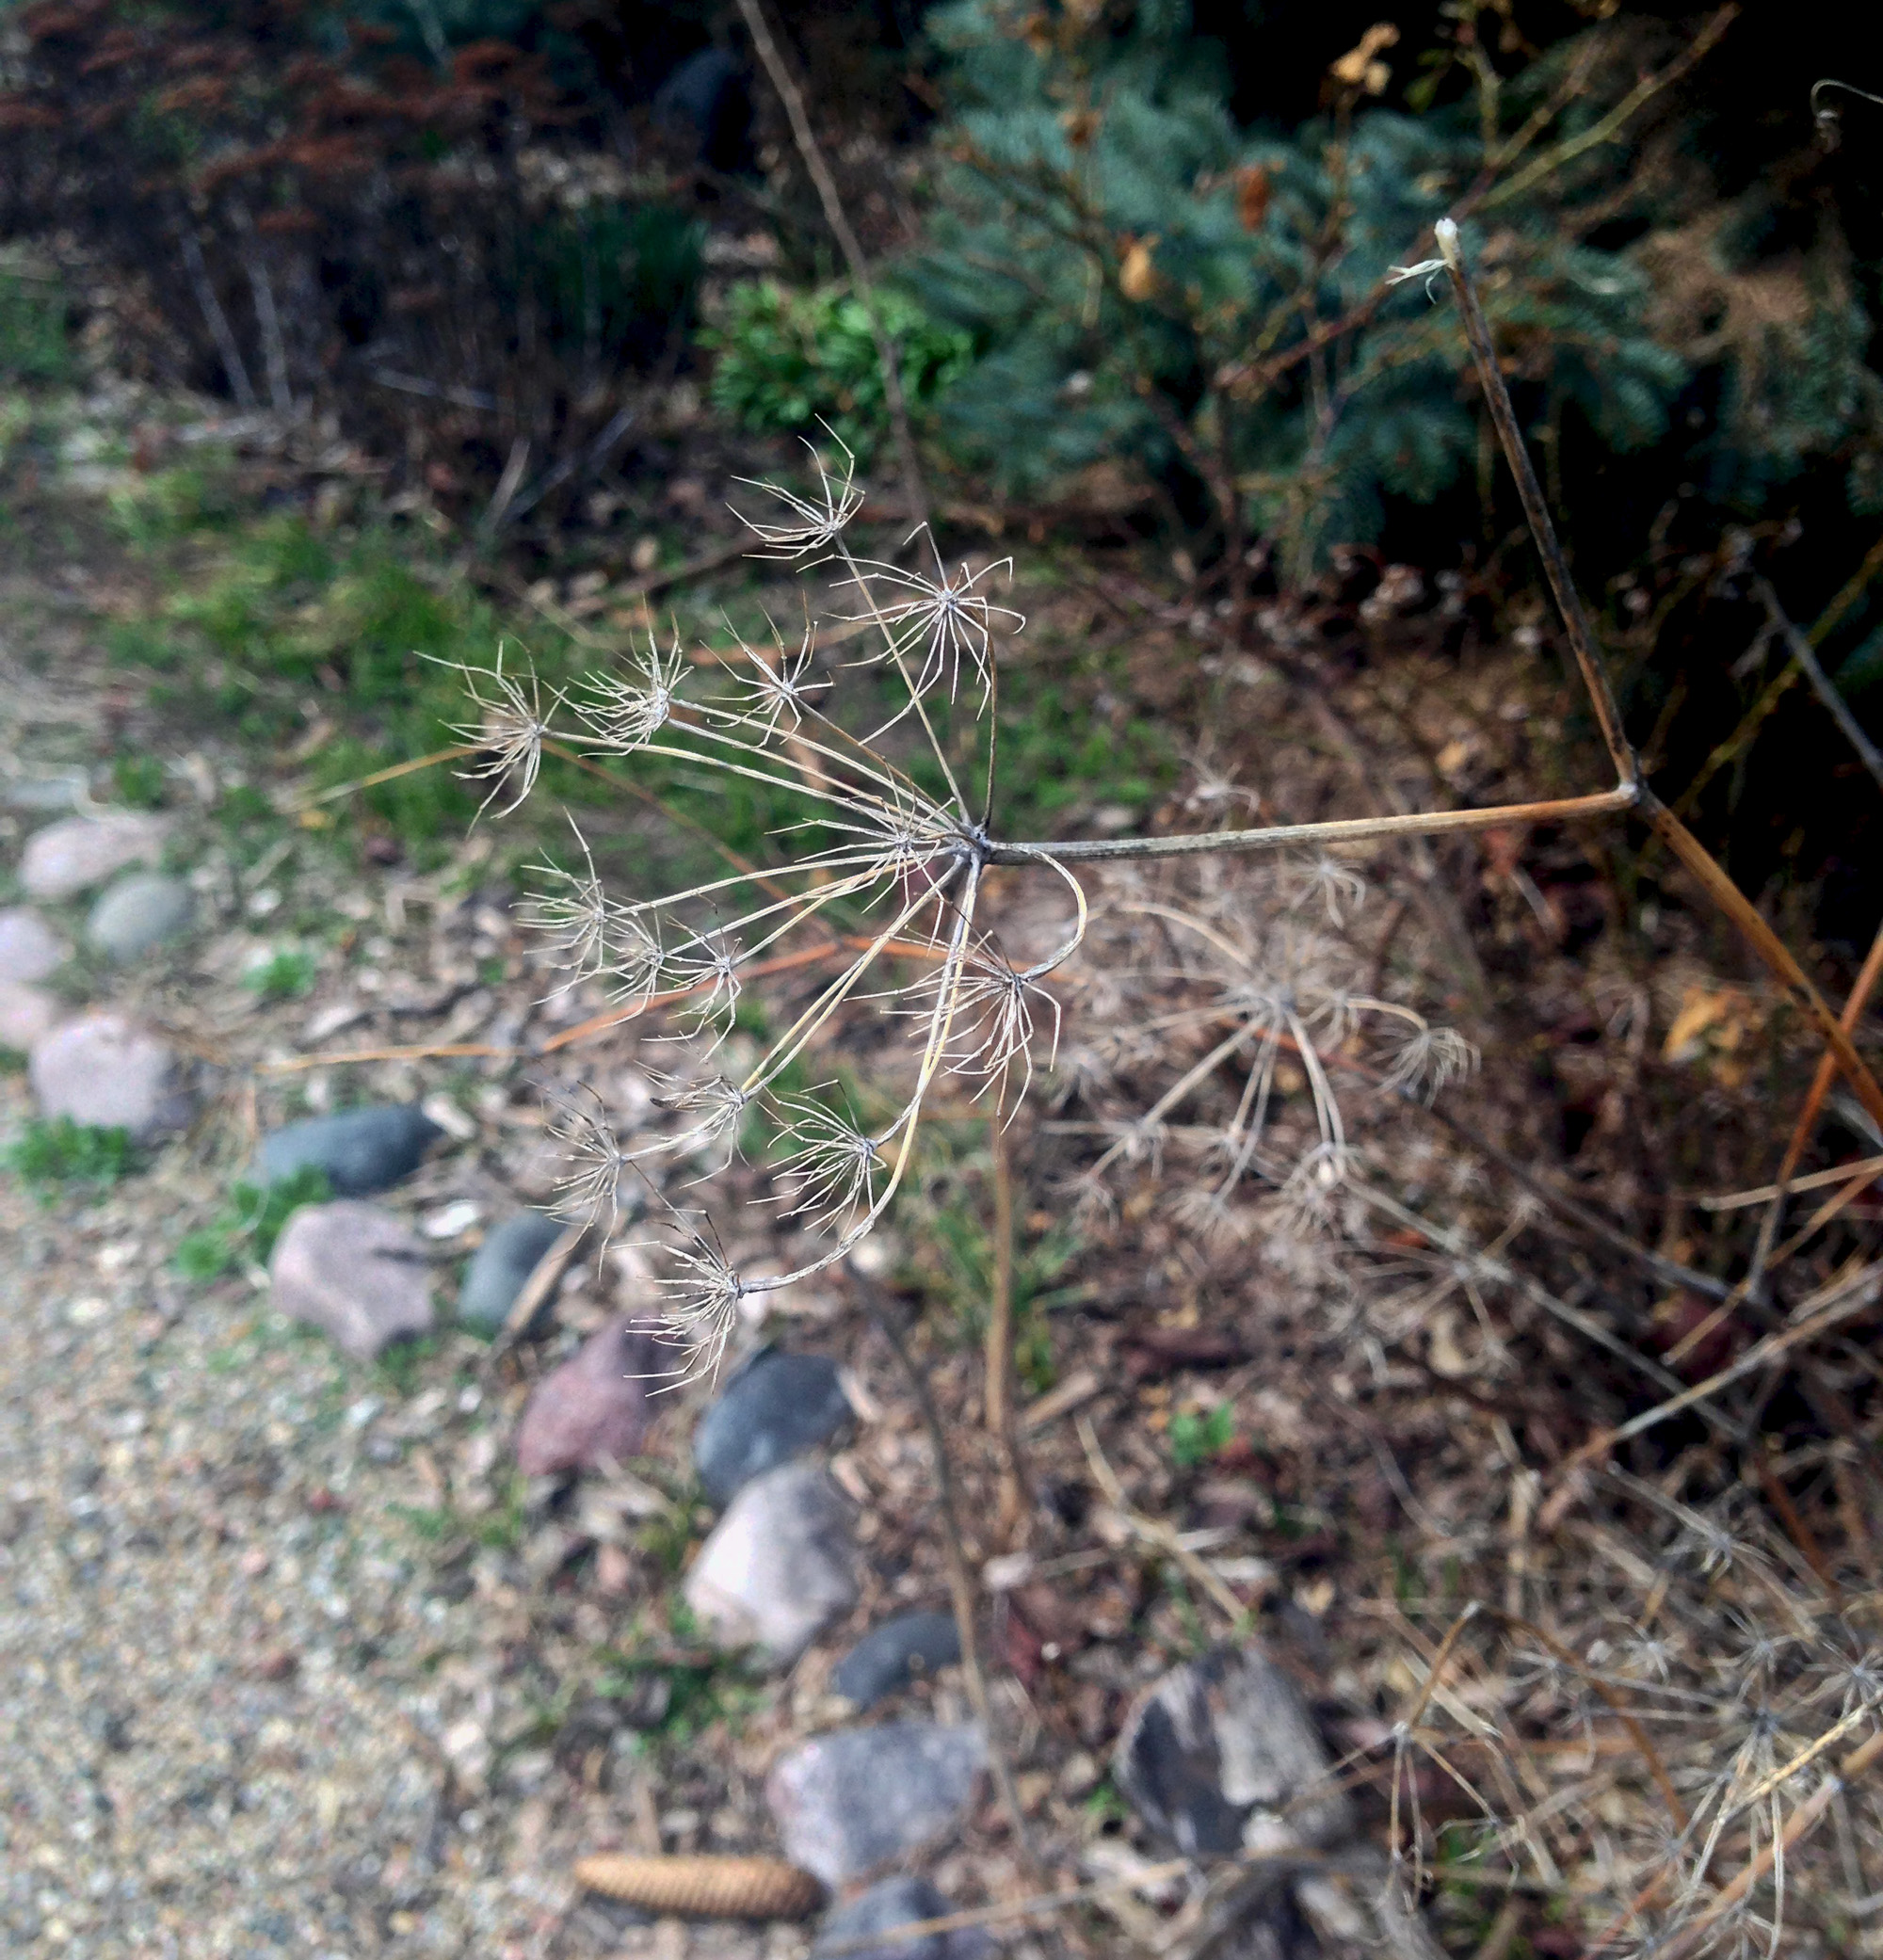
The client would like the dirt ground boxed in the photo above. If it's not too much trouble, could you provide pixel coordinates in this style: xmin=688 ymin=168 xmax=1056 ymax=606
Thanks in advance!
xmin=8 ymin=378 xmax=1883 ymax=1960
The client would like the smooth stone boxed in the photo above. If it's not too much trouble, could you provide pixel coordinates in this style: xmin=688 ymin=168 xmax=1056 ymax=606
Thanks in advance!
xmin=693 ymin=1345 xmax=853 ymax=1508
xmin=20 ymin=812 xmax=168 ymax=900
xmin=458 ymin=1210 xmax=566 ymax=1334
xmin=767 ymin=1723 xmax=988 ymax=1887
xmin=0 ymin=907 xmax=64 ymax=985
xmin=831 ymin=1612 xmax=962 ymax=1711
xmin=813 ymin=1878 xmax=992 ymax=1960
xmin=684 ymin=1461 xmax=858 ymax=1665
xmin=0 ymin=981 xmax=60 ymax=1052
xmin=28 ymin=1012 xmax=191 ymax=1141
xmin=3 ymin=771 xmax=86 ymax=812
xmin=513 ymin=1317 xmax=662 ymax=1476
xmin=1113 ymin=1646 xmax=1353 ymax=1857
xmin=86 ymin=872 xmax=195 ymax=961
xmin=258 ymin=1103 xmax=443 ymax=1196
xmin=269 ymin=1201 xmax=434 ymax=1360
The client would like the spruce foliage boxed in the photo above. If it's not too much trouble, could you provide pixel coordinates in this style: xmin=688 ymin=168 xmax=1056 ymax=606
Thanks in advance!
xmin=901 ymin=1 xmax=1880 ymax=576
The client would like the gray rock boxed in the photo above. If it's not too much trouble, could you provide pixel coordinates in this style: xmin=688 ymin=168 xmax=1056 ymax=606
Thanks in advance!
xmin=3 ymin=770 xmax=86 ymax=812
xmin=20 ymin=812 xmax=168 ymax=900
xmin=694 ymin=1346 xmax=853 ymax=1507
xmin=684 ymin=1461 xmax=858 ymax=1665
xmin=1113 ymin=1646 xmax=1352 ymax=1858
xmin=29 ymin=1012 xmax=191 ymax=1141
xmin=513 ymin=1317 xmax=663 ymax=1477
xmin=767 ymin=1723 xmax=988 ymax=1887
xmin=269 ymin=1201 xmax=434 ymax=1360
xmin=813 ymin=1878 xmax=992 ymax=1960
xmin=458 ymin=1210 xmax=566 ymax=1334
xmin=0 ymin=981 xmax=60 ymax=1053
xmin=0 ymin=907 xmax=64 ymax=985
xmin=258 ymin=1103 xmax=442 ymax=1196
xmin=86 ymin=872 xmax=195 ymax=962
xmin=832 ymin=1612 xmax=962 ymax=1711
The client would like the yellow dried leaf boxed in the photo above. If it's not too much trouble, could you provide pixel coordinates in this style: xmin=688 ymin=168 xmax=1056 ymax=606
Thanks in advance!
xmin=1661 ymin=984 xmax=1758 ymax=1066
xmin=1330 ymin=22 xmax=1400 ymax=86
xmin=1119 ymin=235 xmax=1159 ymax=302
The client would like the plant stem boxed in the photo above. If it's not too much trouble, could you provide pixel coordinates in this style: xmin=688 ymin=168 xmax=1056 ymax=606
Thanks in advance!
xmin=864 ymin=1283 xmax=1038 ymax=1869
xmin=986 ymin=785 xmax=1638 ymax=866
xmin=1436 ymin=219 xmax=1634 ymax=788
xmin=732 ymin=0 xmax=931 ymax=537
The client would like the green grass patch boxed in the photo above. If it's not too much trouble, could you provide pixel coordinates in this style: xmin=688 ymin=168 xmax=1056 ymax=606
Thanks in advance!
xmin=1168 ymin=1402 xmax=1236 ymax=1470
xmin=112 ymin=752 xmax=167 ymax=810
xmin=171 ymin=1165 xmax=330 ymax=1282
xmin=376 ymin=1332 xmax=445 ymax=1398
xmin=243 ymin=947 xmax=318 ymax=1001
xmin=6 ymin=1117 xmax=137 ymax=1197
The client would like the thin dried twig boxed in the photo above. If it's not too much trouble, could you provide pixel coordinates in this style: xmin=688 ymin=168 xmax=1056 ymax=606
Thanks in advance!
xmin=864 ymin=1283 xmax=1038 ymax=1872
xmin=1077 ymin=1416 xmax=1254 ymax=1625
xmin=731 ymin=0 xmax=930 ymax=534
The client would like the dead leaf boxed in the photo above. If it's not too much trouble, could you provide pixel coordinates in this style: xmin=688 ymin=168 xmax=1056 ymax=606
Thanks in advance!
xmin=1234 ymin=162 xmax=1272 ymax=232
xmin=1330 ymin=22 xmax=1399 ymax=88
xmin=1119 ymin=235 xmax=1160 ymax=302
xmin=1661 ymin=984 xmax=1759 ymax=1069
xmin=1060 ymin=105 xmax=1102 ymax=148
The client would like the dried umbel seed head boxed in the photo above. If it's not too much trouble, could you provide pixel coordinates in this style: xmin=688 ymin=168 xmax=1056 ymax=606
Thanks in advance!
xmin=450 ymin=441 xmax=1473 ymax=1380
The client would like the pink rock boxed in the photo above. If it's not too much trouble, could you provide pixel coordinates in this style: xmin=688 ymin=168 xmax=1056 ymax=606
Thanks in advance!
xmin=20 ymin=813 xmax=169 ymax=900
xmin=29 ymin=1011 xmax=192 ymax=1140
xmin=270 ymin=1201 xmax=434 ymax=1359
xmin=0 ymin=907 xmax=64 ymax=985
xmin=513 ymin=1317 xmax=663 ymax=1477
xmin=0 ymin=981 xmax=59 ymax=1053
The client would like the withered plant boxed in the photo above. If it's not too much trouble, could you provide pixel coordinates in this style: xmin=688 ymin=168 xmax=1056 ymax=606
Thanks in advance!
xmin=436 ymin=218 xmax=1883 ymax=1402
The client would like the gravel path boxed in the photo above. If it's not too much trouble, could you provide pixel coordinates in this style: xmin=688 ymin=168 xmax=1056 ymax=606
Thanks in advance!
xmin=0 ymin=554 xmax=797 ymax=1959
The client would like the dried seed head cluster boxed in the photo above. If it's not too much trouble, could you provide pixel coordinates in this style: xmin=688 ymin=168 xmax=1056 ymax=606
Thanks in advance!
xmin=447 ymin=439 xmax=1472 ymax=1380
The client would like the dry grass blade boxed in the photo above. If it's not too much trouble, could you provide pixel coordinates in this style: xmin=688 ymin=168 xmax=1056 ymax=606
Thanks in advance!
xmin=1078 ymin=1415 xmax=1253 ymax=1624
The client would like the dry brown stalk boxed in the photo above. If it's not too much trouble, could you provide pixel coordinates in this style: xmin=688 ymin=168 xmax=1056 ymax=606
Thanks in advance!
xmin=1549 ymin=1259 xmax=1883 ymax=1495
xmin=730 ymin=0 xmax=929 ymax=535
xmin=1437 ymin=219 xmax=1883 ymax=1138
xmin=571 ymin=1853 xmax=822 ymax=1919
xmin=864 ymin=1285 xmax=1038 ymax=1873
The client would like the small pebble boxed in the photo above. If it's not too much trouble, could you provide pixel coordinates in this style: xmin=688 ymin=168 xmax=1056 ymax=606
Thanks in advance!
xmin=1112 ymin=1644 xmax=1353 ymax=1856
xmin=693 ymin=1346 xmax=854 ymax=1507
xmin=831 ymin=1612 xmax=962 ymax=1711
xmin=29 ymin=1012 xmax=192 ymax=1141
xmin=767 ymin=1723 xmax=988 ymax=1886
xmin=20 ymin=811 xmax=168 ymax=900
xmin=0 ymin=981 xmax=60 ymax=1052
xmin=813 ymin=1877 xmax=991 ymax=1960
xmin=268 ymin=1201 xmax=435 ymax=1360
xmin=86 ymin=871 xmax=195 ymax=961
xmin=513 ymin=1317 xmax=662 ymax=1477
xmin=458 ymin=1211 xmax=565 ymax=1335
xmin=0 ymin=907 xmax=64 ymax=985
xmin=684 ymin=1461 xmax=858 ymax=1665
xmin=259 ymin=1104 xmax=443 ymax=1197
